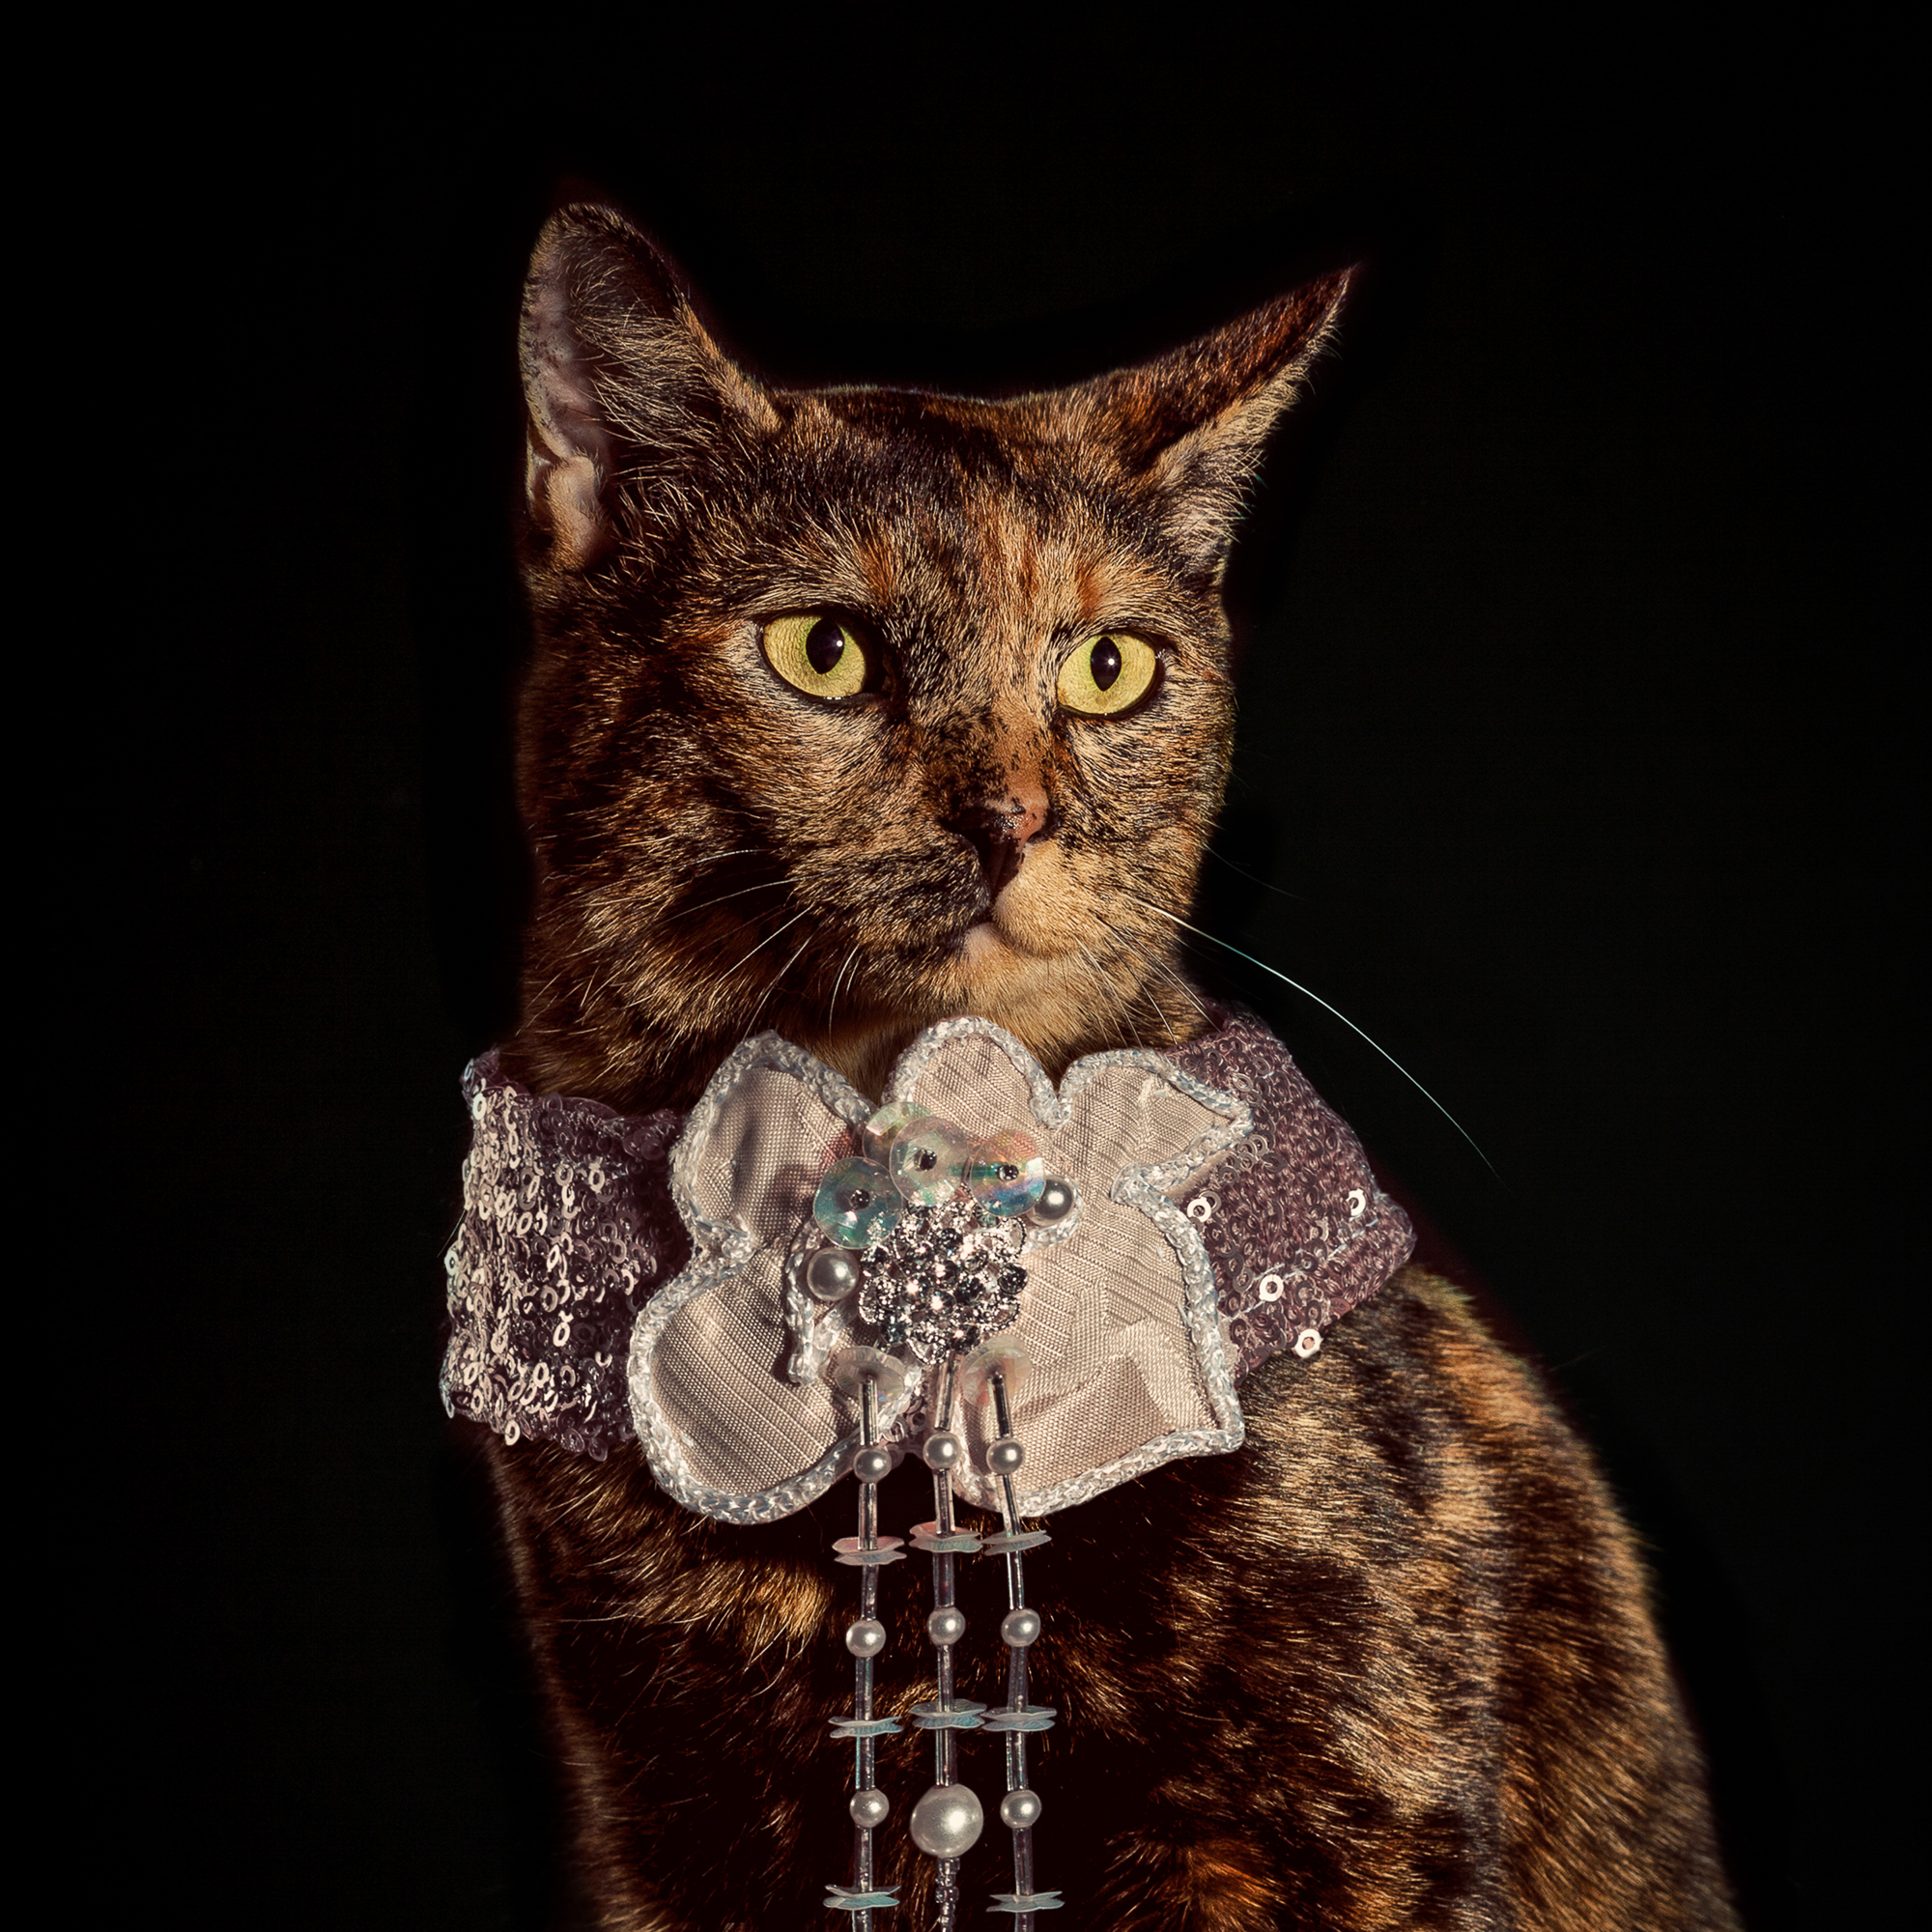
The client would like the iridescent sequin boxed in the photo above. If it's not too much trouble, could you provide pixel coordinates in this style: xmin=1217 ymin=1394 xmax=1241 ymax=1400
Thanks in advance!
xmin=864 ymin=1100 xmax=933 ymax=1165
xmin=967 ymin=1128 xmax=1046 ymax=1217
xmin=890 ymin=1119 xmax=974 ymax=1208
xmin=814 ymin=1157 xmax=902 ymax=1249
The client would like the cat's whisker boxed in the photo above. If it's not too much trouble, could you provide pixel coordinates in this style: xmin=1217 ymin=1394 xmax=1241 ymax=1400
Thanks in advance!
xmin=574 ymin=957 xmax=616 ymax=1022
xmin=687 ymin=845 xmax=765 ymax=874
xmin=825 ymin=945 xmax=863 ymax=1036
xmin=610 ymin=852 xmax=788 ymax=937
xmin=1077 ymin=941 xmax=1146 ymax=1051
xmin=1122 ymin=893 xmax=1495 ymax=1173
xmin=670 ymin=875 xmax=794 ymax=921
xmin=715 ymin=907 xmax=813 ymax=985
xmin=744 ymin=926 xmax=820 ymax=1034
xmin=1205 ymin=844 xmax=1312 ymax=903
xmin=644 ymin=885 xmax=799 ymax=978
xmin=1094 ymin=915 xmax=1210 ymax=1039
xmin=1090 ymin=916 xmax=1186 ymax=1034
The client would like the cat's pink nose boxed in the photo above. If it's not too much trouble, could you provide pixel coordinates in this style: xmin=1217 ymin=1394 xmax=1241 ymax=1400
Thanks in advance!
xmin=945 ymin=788 xmax=1052 ymax=902
xmin=1000 ymin=785 xmax=1049 ymax=847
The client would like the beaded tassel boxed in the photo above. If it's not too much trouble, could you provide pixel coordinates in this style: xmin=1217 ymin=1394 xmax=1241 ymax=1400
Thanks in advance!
xmin=826 ymin=1375 xmax=904 ymax=1921
xmin=908 ymin=1359 xmax=987 ymax=1931
xmin=981 ymin=1368 xmax=1061 ymax=1919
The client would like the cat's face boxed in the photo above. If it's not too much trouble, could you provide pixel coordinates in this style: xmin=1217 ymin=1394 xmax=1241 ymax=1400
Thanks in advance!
xmin=508 ymin=207 xmax=1346 ymax=1108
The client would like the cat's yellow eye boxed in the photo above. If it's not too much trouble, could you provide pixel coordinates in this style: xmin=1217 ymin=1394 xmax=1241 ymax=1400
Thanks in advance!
xmin=761 ymin=614 xmax=874 ymax=701
xmin=1056 ymin=633 xmax=1159 ymax=717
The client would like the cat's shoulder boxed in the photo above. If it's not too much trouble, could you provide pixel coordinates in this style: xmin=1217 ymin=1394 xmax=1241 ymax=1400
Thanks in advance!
xmin=1239 ymin=1264 xmax=1644 ymax=1562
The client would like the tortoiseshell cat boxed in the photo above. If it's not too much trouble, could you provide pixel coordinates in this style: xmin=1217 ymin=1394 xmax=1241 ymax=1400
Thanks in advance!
xmin=478 ymin=203 xmax=1738 ymax=1928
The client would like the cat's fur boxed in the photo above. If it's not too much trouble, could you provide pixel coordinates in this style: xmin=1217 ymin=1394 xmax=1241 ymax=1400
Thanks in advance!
xmin=485 ymin=203 xmax=1738 ymax=1928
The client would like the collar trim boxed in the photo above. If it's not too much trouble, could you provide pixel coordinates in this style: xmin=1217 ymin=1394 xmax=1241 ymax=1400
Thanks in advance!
xmin=441 ymin=1006 xmax=1413 ymax=1510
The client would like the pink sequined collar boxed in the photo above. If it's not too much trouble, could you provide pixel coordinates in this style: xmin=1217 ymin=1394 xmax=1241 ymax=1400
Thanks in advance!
xmin=441 ymin=1007 xmax=1412 ymax=1481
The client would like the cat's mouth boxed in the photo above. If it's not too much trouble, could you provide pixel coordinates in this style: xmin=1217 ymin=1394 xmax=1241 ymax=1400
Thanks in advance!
xmin=957 ymin=918 xmax=1006 ymax=965
xmin=952 ymin=884 xmax=1063 ymax=971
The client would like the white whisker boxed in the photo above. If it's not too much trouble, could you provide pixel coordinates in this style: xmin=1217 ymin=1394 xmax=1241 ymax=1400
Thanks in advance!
xmin=675 ymin=876 xmax=792 ymax=920
xmin=716 ymin=908 xmax=812 ymax=983
xmin=1122 ymin=893 xmax=1494 ymax=1172
xmin=689 ymin=845 xmax=763 ymax=872
xmin=745 ymin=927 xmax=819 ymax=1034
xmin=1095 ymin=915 xmax=1208 ymax=1037
xmin=826 ymin=945 xmax=863 ymax=1036
xmin=1078 ymin=941 xmax=1146 ymax=1050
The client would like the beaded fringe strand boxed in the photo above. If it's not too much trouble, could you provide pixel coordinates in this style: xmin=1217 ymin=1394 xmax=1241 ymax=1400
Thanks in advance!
xmin=826 ymin=1374 xmax=904 ymax=1922
xmin=981 ymin=1368 xmax=1061 ymax=1920
xmin=908 ymin=1358 xmax=986 ymax=1930
xmin=825 ymin=1360 xmax=1061 ymax=1923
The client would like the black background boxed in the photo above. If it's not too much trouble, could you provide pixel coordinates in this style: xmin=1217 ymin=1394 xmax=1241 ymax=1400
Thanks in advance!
xmin=106 ymin=17 xmax=1910 ymax=1926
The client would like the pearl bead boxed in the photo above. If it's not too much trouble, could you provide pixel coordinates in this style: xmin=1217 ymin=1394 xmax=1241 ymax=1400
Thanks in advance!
xmin=853 ymin=1446 xmax=893 ymax=1485
xmin=849 ymin=1787 xmax=890 ymax=1829
xmin=844 ymin=1617 xmax=887 ymax=1658
xmin=922 ymin=1430 xmax=962 ymax=1471
xmin=907 ymin=1781 xmax=984 ymax=1859
xmin=999 ymin=1787 xmax=1042 ymax=1830
xmin=1030 ymin=1178 xmax=1074 ymax=1223
xmin=927 ymin=1605 xmax=966 ymax=1646
xmin=986 ymin=1435 xmax=1026 ymax=1476
xmin=1000 ymin=1607 xmax=1041 ymax=1648
xmin=806 ymin=1249 xmax=860 ymax=1302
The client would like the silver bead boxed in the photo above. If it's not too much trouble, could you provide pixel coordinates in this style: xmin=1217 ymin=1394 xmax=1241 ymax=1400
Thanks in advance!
xmin=986 ymin=1435 xmax=1026 ymax=1476
xmin=926 ymin=1605 xmax=966 ymax=1646
xmin=853 ymin=1445 xmax=893 ymax=1485
xmin=849 ymin=1787 xmax=891 ymax=1829
xmin=1031 ymin=1178 xmax=1075 ymax=1223
xmin=907 ymin=1781 xmax=985 ymax=1859
xmin=1000 ymin=1606 xmax=1041 ymax=1648
xmin=806 ymin=1249 xmax=861 ymax=1302
xmin=922 ymin=1430 xmax=963 ymax=1471
xmin=999 ymin=1787 xmax=1042 ymax=1830
xmin=844 ymin=1617 xmax=887 ymax=1658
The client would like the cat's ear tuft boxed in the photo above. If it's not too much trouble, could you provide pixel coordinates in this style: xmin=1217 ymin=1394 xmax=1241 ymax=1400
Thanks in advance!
xmin=520 ymin=205 xmax=777 ymax=571
xmin=1065 ymin=270 xmax=1353 ymax=582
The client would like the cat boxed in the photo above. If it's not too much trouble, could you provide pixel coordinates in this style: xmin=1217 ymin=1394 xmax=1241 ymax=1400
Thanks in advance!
xmin=456 ymin=201 xmax=1740 ymax=1930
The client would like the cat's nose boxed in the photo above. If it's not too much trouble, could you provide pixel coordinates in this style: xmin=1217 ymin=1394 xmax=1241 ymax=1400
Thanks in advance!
xmin=944 ymin=790 xmax=1051 ymax=902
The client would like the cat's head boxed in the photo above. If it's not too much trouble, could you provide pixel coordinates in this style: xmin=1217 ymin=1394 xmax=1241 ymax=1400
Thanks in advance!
xmin=508 ymin=204 xmax=1347 ymax=1108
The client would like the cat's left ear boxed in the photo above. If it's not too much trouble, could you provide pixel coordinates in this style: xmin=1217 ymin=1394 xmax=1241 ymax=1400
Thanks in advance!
xmin=1058 ymin=270 xmax=1352 ymax=583
xmin=519 ymin=204 xmax=778 ymax=571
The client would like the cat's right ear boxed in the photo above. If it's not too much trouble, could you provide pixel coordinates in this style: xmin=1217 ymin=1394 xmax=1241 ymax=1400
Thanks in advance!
xmin=1052 ymin=270 xmax=1353 ymax=587
xmin=520 ymin=206 xmax=777 ymax=571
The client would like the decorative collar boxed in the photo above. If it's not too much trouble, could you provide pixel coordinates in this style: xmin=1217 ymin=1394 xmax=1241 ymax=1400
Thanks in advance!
xmin=441 ymin=1007 xmax=1412 ymax=1518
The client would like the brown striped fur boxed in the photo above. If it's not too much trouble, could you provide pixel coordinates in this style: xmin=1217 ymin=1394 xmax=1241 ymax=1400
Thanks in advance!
xmin=486 ymin=204 xmax=1738 ymax=1926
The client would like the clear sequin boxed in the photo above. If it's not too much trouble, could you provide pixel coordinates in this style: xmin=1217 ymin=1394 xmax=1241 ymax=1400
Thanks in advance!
xmin=814 ymin=1156 xmax=902 ymax=1248
xmin=967 ymin=1128 xmax=1047 ymax=1217
xmin=890 ymin=1119 xmax=974 ymax=1208
xmin=864 ymin=1100 xmax=934 ymax=1165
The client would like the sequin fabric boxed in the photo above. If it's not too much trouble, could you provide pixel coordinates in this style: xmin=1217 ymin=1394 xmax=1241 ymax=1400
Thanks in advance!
xmin=1171 ymin=1009 xmax=1414 ymax=1379
xmin=440 ymin=1052 xmax=688 ymax=1458
xmin=441 ymin=1010 xmax=1411 ymax=1455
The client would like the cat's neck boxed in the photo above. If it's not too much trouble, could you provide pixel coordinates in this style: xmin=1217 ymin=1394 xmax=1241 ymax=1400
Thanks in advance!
xmin=500 ymin=980 xmax=1218 ymax=1114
